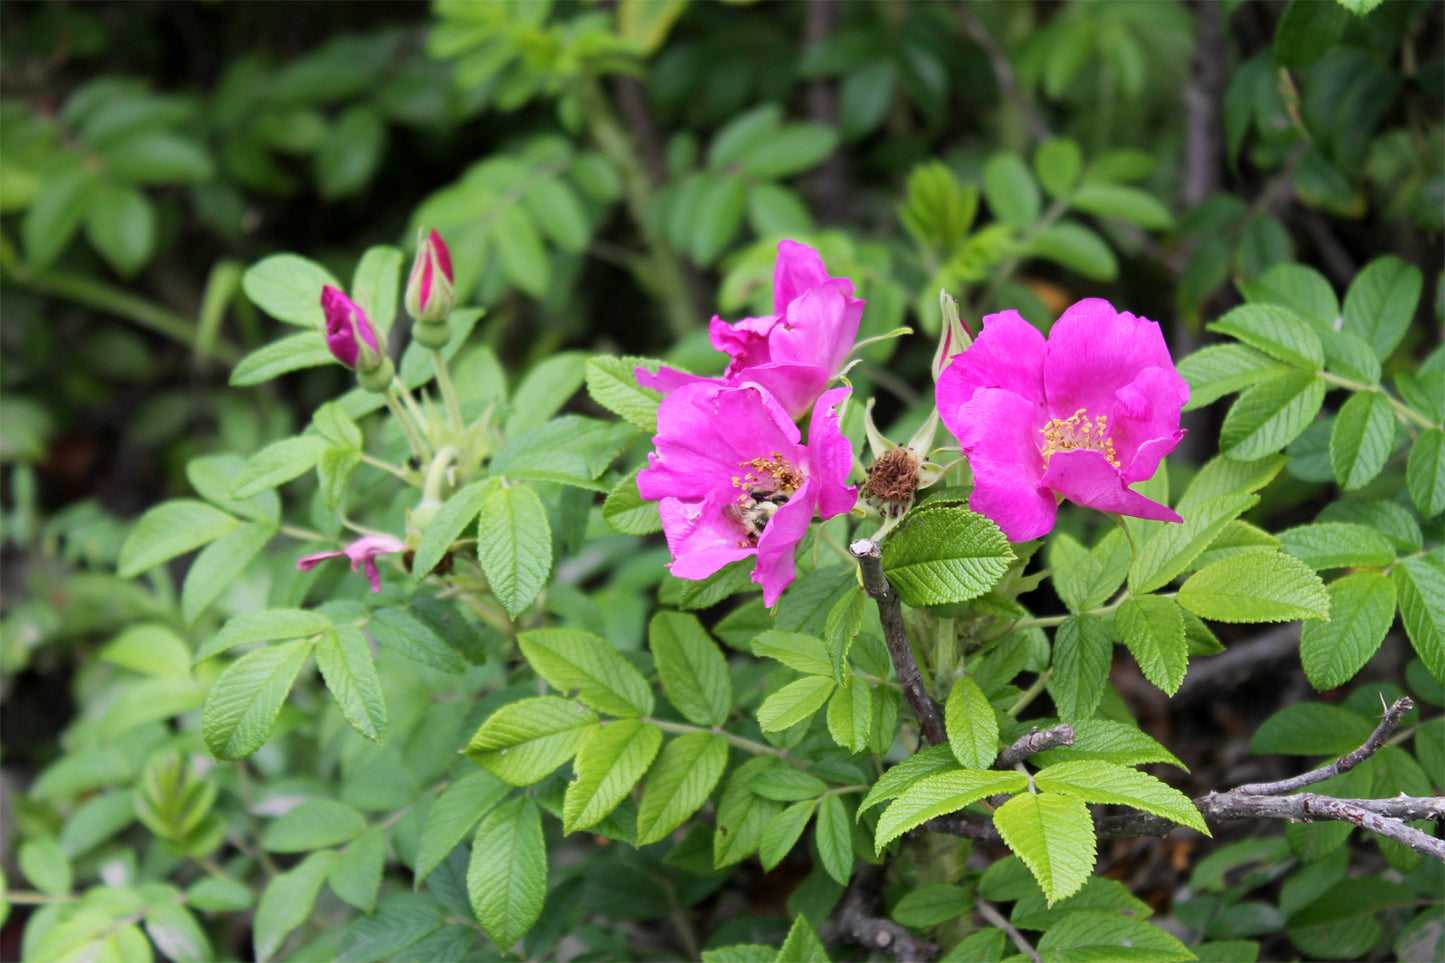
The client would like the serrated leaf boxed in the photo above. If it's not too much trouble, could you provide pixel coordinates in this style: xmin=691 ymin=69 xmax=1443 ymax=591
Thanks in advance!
xmin=1394 ymin=556 xmax=1445 ymax=684
xmin=1342 ymin=255 xmax=1422 ymax=362
xmin=202 ymin=639 xmax=310 ymax=761
xmin=945 ymin=676 xmax=998 ymax=769
xmin=882 ymin=506 xmax=1014 ymax=607
xmin=464 ymin=696 xmax=599 ymax=786
xmin=858 ymin=743 xmax=960 ymax=814
xmin=757 ymin=676 xmax=835 ymax=732
xmin=1329 ymin=390 xmax=1396 ymax=490
xmin=563 ymin=719 xmax=662 ymax=833
xmin=1176 ymin=454 xmax=1287 ymax=513
xmin=230 ymin=331 xmax=335 ymax=386
xmin=519 ymin=627 xmax=653 ymax=718
xmin=876 ymin=769 xmax=1031 ymax=857
xmin=1036 ymin=911 xmax=1194 ymax=962
xmin=636 ymin=733 xmax=728 ymax=845
xmin=761 ymin=800 xmax=818 ymax=871
xmin=181 ymin=520 xmax=275 ymax=624
xmin=815 ymin=795 xmax=852 ymax=886
xmin=333 ymin=895 xmax=447 ymax=963
xmin=992 ymin=792 xmax=1096 ymax=904
xmin=1056 ymin=528 xmax=1131 ymax=612
xmin=649 ymin=612 xmax=731 ymax=726
xmin=1177 ymin=552 xmax=1330 ymax=623
xmin=775 ymin=915 xmax=830 ymax=963
xmin=119 ymin=499 xmax=242 ymax=577
xmin=316 ymin=624 xmax=387 ymax=742
xmin=412 ymin=479 xmax=499 ymax=580
xmin=1032 ymin=719 xmax=1185 ymax=770
xmin=478 ymin=484 xmax=551 ymax=617
xmin=1208 ymin=304 xmax=1324 ymax=370
xmin=751 ymin=630 xmax=833 ymax=677
xmin=254 ymin=850 xmax=336 ymax=962
xmin=468 ymin=797 xmax=545 ymax=950
xmin=749 ymin=768 xmax=830 ymax=802
xmin=1130 ymin=493 xmax=1258 ymax=594
xmin=231 ymin=436 xmax=329 ymax=498
xmin=1220 ymin=370 xmax=1326 ymax=459
xmin=1115 ymin=596 xmax=1188 ymax=695
xmin=243 ymin=253 xmax=340 ymax=327
xmin=602 ymin=466 xmax=663 ymax=535
xmin=414 ymin=769 xmax=511 ymax=887
xmin=1027 ymin=221 xmax=1117 ymax=281
xmin=195 ymin=608 xmax=332 ymax=664
xmin=1179 ymin=344 xmax=1286 ymax=412
xmin=1407 ymin=429 xmax=1445 ymax=518
xmin=1250 ymin=702 xmax=1376 ymax=756
xmin=585 ymin=356 xmax=662 ymax=433
xmin=261 ymin=799 xmax=366 ymax=853
xmin=892 ymin=883 xmax=974 ymax=928
xmin=1036 ymin=760 xmax=1208 ymax=833
xmin=1049 ymin=614 xmax=1114 ymax=723
xmin=714 ymin=757 xmax=784 ymax=867
xmin=144 ymin=902 xmax=212 ymax=963
xmin=328 ymin=826 xmax=385 ymax=915
xmin=1278 ymin=522 xmax=1396 ymax=570
xmin=826 ymin=677 xmax=872 ymax=753
xmin=368 ymin=607 xmax=466 ymax=675
xmin=1300 ymin=572 xmax=1395 ymax=691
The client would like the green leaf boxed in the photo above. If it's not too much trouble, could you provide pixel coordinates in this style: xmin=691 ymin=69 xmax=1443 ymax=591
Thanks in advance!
xmin=760 ymin=800 xmax=817 ymax=871
xmin=1115 ymin=596 xmax=1188 ymax=695
xmin=490 ymin=204 xmax=549 ymax=297
xmin=747 ymin=181 xmax=814 ymax=236
xmin=464 ymin=696 xmax=600 ymax=786
xmin=585 ymin=356 xmax=662 ymax=433
xmin=1286 ymin=878 xmax=1415 ymax=960
xmin=1049 ymin=614 xmax=1114 ymax=723
xmin=1408 ymin=428 xmax=1445 ymax=518
xmin=749 ymin=769 xmax=829 ymax=802
xmin=350 ymin=245 xmax=402 ymax=335
xmin=1329 ymin=390 xmax=1396 ymax=490
xmin=1208 ymin=304 xmax=1324 ymax=370
xmin=892 ymin=883 xmax=974 ymax=928
xmin=983 ymin=153 xmax=1041 ymax=228
xmin=882 ymin=506 xmax=1014 ymax=607
xmin=478 ymin=484 xmax=552 ymax=617
xmin=1034 ymin=138 xmax=1083 ymax=198
xmin=1342 ymin=255 xmax=1422 ymax=362
xmin=751 ymin=630 xmax=833 ymax=677
xmin=1178 ymin=552 xmax=1330 ymax=623
xmin=242 ymin=253 xmax=340 ymax=327
xmin=119 ymin=499 xmax=241 ymax=577
xmin=1069 ymin=182 xmax=1172 ymax=229
xmin=945 ymin=676 xmax=998 ymax=769
xmin=563 ymin=718 xmax=662 ymax=833
xmin=261 ymin=799 xmax=366 ymax=853
xmin=468 ymin=797 xmax=546 ymax=951
xmin=1238 ymin=262 xmax=1339 ymax=330
xmin=737 ymin=123 xmax=838 ymax=180
xmin=1274 ymin=0 xmax=1350 ymax=67
xmin=24 ymin=167 xmax=98 ymax=267
xmin=1393 ymin=556 xmax=1445 ymax=684
xmin=315 ymin=106 xmax=385 ymax=199
xmin=992 ymin=792 xmax=1096 ymax=904
xmin=368 ymin=607 xmax=466 ymax=675
xmin=1130 ymin=493 xmax=1258 ymax=594
xmin=1179 ymin=344 xmax=1286 ymax=411
xmin=231 ymin=436 xmax=329 ymax=498
xmin=505 ymin=353 xmax=589 ymax=437
xmin=1176 ymin=454 xmax=1286 ymax=514
xmin=18 ymin=836 xmax=71 ymax=897
xmin=1250 ymin=702 xmax=1376 ymax=756
xmin=523 ymin=175 xmax=591 ymax=252
xmin=229 ymin=331 xmax=335 ymax=386
xmin=181 ymin=520 xmax=274 ymax=624
xmin=254 ymin=850 xmax=336 ymax=962
xmin=858 ymin=744 xmax=960 ymax=814
xmin=144 ymin=901 xmax=214 ymax=963
xmin=102 ymin=130 xmax=211 ymax=183
xmin=1012 ymin=876 xmax=1154 ymax=933
xmin=1319 ymin=498 xmax=1422 ymax=552
xmin=826 ymin=677 xmax=872 ymax=753
xmin=412 ymin=479 xmax=498 ymax=580
xmin=824 ymin=588 xmax=863 ymax=682
xmin=649 ymin=612 xmax=731 ymax=726
xmin=86 ymin=184 xmax=156 ymax=277
xmin=815 ymin=795 xmax=852 ymax=886
xmin=1300 ymin=572 xmax=1395 ymax=691
xmin=775 ymin=915 xmax=830 ymax=963
xmin=1056 ymin=528 xmax=1131 ymax=612
xmin=102 ymin=623 xmax=192 ymax=679
xmin=603 ymin=466 xmax=663 ymax=535
xmin=875 ymin=770 xmax=1027 ymax=852
xmin=757 ymin=676 xmax=835 ymax=732
xmin=316 ymin=624 xmax=387 ymax=742
xmin=1220 ymin=370 xmax=1326 ymax=460
xmin=333 ymin=895 xmax=448 ymax=962
xmin=1036 ymin=911 xmax=1194 ymax=962
xmin=1036 ymin=760 xmax=1208 ymax=833
xmin=1027 ymin=221 xmax=1117 ymax=281
xmin=195 ymin=608 xmax=332 ymax=665
xmin=1278 ymin=522 xmax=1396 ymax=570
xmin=714 ymin=757 xmax=784 ymax=867
xmin=636 ymin=733 xmax=728 ymax=845
xmin=690 ymin=174 xmax=746 ymax=265
xmin=1032 ymin=719 xmax=1185 ymax=770
xmin=328 ymin=827 xmax=385 ymax=914
xmin=414 ymin=769 xmax=511 ymax=887
xmin=519 ymin=627 xmax=653 ymax=718
xmin=316 ymin=445 xmax=361 ymax=512
xmin=202 ymin=639 xmax=311 ymax=761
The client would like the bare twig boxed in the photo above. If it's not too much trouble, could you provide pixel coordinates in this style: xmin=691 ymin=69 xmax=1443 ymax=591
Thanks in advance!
xmin=803 ymin=0 xmax=847 ymax=221
xmin=836 ymin=865 xmax=939 ymax=962
xmin=997 ymin=725 xmax=1074 ymax=768
xmin=850 ymin=538 xmax=947 ymax=745
xmin=958 ymin=6 xmax=1051 ymax=142
xmin=976 ymin=899 xmax=1041 ymax=963
xmin=1181 ymin=0 xmax=1225 ymax=208
xmin=1230 ymin=696 xmax=1413 ymax=795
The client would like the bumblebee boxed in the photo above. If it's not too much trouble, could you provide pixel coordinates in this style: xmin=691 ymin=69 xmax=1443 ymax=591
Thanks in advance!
xmin=722 ymin=489 xmax=791 ymax=545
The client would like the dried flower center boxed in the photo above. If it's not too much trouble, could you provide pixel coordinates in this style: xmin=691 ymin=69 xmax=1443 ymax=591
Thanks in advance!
xmin=732 ymin=451 xmax=805 ymax=502
xmin=1039 ymin=408 xmax=1119 ymax=467
xmin=863 ymin=447 xmax=919 ymax=518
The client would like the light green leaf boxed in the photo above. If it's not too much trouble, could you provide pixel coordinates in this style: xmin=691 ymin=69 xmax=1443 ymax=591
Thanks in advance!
xmin=983 ymin=153 xmax=1041 ymax=228
xmin=86 ymin=183 xmax=156 ymax=277
xmin=18 ymin=836 xmax=71 ymax=897
xmin=1176 ymin=454 xmax=1287 ymax=513
xmin=242 ymin=253 xmax=340 ymax=327
xmin=1130 ymin=493 xmax=1258 ymax=594
xmin=230 ymin=436 xmax=329 ymax=498
xmin=826 ymin=677 xmax=872 ymax=753
xmin=328 ymin=826 xmax=385 ymax=914
xmin=1032 ymin=719 xmax=1185 ymax=770
xmin=815 ymin=795 xmax=852 ymax=886
xmin=1393 ymin=556 xmax=1445 ymax=684
xmin=195 ymin=609 xmax=331 ymax=665
xmin=1300 ymin=572 xmax=1395 ymax=691
xmin=751 ymin=630 xmax=833 ymax=677
xmin=649 ymin=611 xmax=732 ymax=726
xmin=229 ymin=331 xmax=336 ymax=386
xmin=858 ymin=744 xmax=959 ymax=814
xmin=824 ymin=588 xmax=864 ymax=682
xmin=1250 ymin=702 xmax=1376 ymax=756
xmin=102 ymin=623 xmax=193 ymax=679
xmin=1178 ymin=551 xmax=1330 ymax=623
xmin=1180 ymin=344 xmax=1287 ymax=412
xmin=585 ymin=355 xmax=663 ymax=433
xmin=1036 ymin=911 xmax=1194 ymax=962
xmin=757 ymin=676 xmax=835 ymax=732
xmin=1220 ymin=370 xmax=1326 ymax=459
xmin=602 ymin=467 xmax=663 ymax=535
xmin=119 ymin=499 xmax=242 ymax=577
xmin=519 ymin=627 xmax=654 ymax=718
xmin=1056 ymin=528 xmax=1131 ymax=612
xmin=992 ymin=792 xmax=1096 ymax=905
xmin=1069 ymin=182 xmax=1172 ymax=229
xmin=1329 ymin=390 xmax=1396 ymax=490
xmin=1208 ymin=304 xmax=1324 ymax=370
xmin=350 ymin=245 xmax=402 ymax=334
xmin=523 ymin=175 xmax=591 ymax=252
xmin=315 ymin=624 xmax=387 ymax=743
xmin=181 ymin=520 xmax=274 ymax=624
xmin=636 ymin=733 xmax=728 ymax=845
xmin=23 ymin=166 xmax=97 ymax=268
xmin=1034 ymin=138 xmax=1083 ymax=198
xmin=1115 ymin=596 xmax=1188 ymax=695
xmin=1407 ymin=429 xmax=1445 ymax=518
xmin=714 ymin=757 xmax=784 ymax=867
xmin=875 ymin=770 xmax=1028 ymax=852
xmin=775 ymin=915 xmax=830 ymax=963
xmin=737 ymin=123 xmax=838 ymax=180
xmin=261 ymin=799 xmax=366 ymax=853
xmin=368 ymin=607 xmax=467 ymax=675
xmin=690 ymin=174 xmax=746 ymax=265
xmin=468 ymin=797 xmax=545 ymax=951
xmin=1049 ymin=614 xmax=1114 ymax=723
xmin=1035 ymin=759 xmax=1208 ymax=833
xmin=1278 ymin=522 xmax=1396 ymax=571
xmin=945 ymin=676 xmax=998 ymax=769
xmin=1027 ymin=221 xmax=1117 ymax=281
xmin=749 ymin=768 xmax=830 ymax=802
xmin=254 ymin=850 xmax=336 ymax=962
xmin=760 ymin=800 xmax=817 ymax=871
xmin=412 ymin=479 xmax=499 ymax=580
xmin=881 ymin=506 xmax=1014 ymax=607
xmin=478 ymin=483 xmax=552 ymax=617
xmin=316 ymin=445 xmax=361 ymax=512
xmin=504 ymin=352 xmax=588 ymax=437
xmin=414 ymin=769 xmax=511 ymax=887
xmin=201 ymin=639 xmax=311 ymax=761
xmin=563 ymin=719 xmax=662 ymax=833
xmin=1342 ymin=255 xmax=1422 ymax=362
xmin=144 ymin=902 xmax=213 ymax=963
xmin=464 ymin=696 xmax=599 ymax=786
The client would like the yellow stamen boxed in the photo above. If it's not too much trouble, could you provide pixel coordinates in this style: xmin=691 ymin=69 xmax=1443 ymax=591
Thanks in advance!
xmin=734 ymin=450 xmax=805 ymax=498
xmin=1039 ymin=408 xmax=1118 ymax=467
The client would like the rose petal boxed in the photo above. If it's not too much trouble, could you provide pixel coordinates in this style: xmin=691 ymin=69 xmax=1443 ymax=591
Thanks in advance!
xmin=1041 ymin=448 xmax=1182 ymax=523
xmin=659 ymin=494 xmax=755 ymax=580
xmin=752 ymin=479 xmax=817 ymax=606
xmin=1043 ymin=299 xmax=1179 ymax=422
xmin=937 ymin=310 xmax=1048 ymax=416
xmin=952 ymin=388 xmax=1058 ymax=542
xmin=807 ymin=386 xmax=858 ymax=519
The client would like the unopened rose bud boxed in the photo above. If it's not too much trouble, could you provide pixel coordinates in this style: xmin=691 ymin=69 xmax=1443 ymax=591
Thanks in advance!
xmin=321 ymin=285 xmax=385 ymax=372
xmin=932 ymin=290 xmax=974 ymax=383
xmin=405 ymin=227 xmax=455 ymax=333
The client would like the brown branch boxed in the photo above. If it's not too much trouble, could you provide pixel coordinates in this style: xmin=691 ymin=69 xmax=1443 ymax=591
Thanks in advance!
xmin=958 ymin=5 xmax=1051 ymax=142
xmin=997 ymin=725 xmax=1074 ymax=768
xmin=850 ymin=538 xmax=947 ymax=745
xmin=1181 ymin=0 xmax=1225 ymax=208
xmin=835 ymin=864 xmax=938 ymax=962
xmin=1230 ymin=696 xmax=1413 ymax=795
xmin=976 ymin=899 xmax=1041 ymax=963
xmin=802 ymin=0 xmax=847 ymax=222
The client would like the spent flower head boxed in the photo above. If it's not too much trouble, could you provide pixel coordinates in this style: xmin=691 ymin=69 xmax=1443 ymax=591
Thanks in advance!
xmin=297 ymin=534 xmax=407 ymax=593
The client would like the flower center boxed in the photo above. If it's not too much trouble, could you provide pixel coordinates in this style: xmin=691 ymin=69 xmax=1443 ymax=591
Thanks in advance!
xmin=731 ymin=451 xmax=805 ymax=502
xmin=1039 ymin=408 xmax=1118 ymax=467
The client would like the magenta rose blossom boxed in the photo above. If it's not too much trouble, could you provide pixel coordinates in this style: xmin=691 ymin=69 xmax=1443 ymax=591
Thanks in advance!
xmin=320 ymin=285 xmax=384 ymax=372
xmin=638 ymin=382 xmax=856 ymax=606
xmin=936 ymin=299 xmax=1189 ymax=542
xmin=638 ymin=240 xmax=864 ymax=420
xmin=297 ymin=534 xmax=407 ymax=593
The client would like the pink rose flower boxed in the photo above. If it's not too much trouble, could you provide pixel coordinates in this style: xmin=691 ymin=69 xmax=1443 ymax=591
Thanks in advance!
xmin=638 ymin=382 xmax=857 ymax=606
xmin=320 ymin=286 xmax=384 ymax=372
xmin=297 ymin=534 xmax=407 ymax=593
xmin=638 ymin=240 xmax=864 ymax=420
xmin=405 ymin=228 xmax=455 ymax=325
xmin=936 ymin=299 xmax=1189 ymax=542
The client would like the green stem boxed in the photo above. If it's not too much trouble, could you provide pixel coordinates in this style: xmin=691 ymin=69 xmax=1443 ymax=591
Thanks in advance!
xmin=4 ymin=891 xmax=76 ymax=904
xmin=281 ymin=524 xmax=331 ymax=543
xmin=384 ymin=388 xmax=431 ymax=463
xmin=430 ymin=347 xmax=465 ymax=433
xmin=361 ymin=453 xmax=415 ymax=485
xmin=1009 ymin=594 xmax=1137 ymax=633
xmin=645 ymin=718 xmax=802 ymax=764
xmin=1319 ymin=372 xmax=1440 ymax=431
xmin=1007 ymin=667 xmax=1053 ymax=718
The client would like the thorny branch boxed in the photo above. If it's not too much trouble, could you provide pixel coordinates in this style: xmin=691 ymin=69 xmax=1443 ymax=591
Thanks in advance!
xmin=850 ymin=538 xmax=947 ymax=746
xmin=1230 ymin=696 xmax=1413 ymax=796
xmin=997 ymin=724 xmax=1075 ymax=768
xmin=835 ymin=865 xmax=939 ymax=963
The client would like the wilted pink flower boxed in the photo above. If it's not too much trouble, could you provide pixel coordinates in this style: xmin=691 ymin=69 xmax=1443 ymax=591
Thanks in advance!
xmin=638 ymin=240 xmax=864 ymax=420
xmin=297 ymin=534 xmax=407 ymax=593
xmin=321 ymin=286 xmax=384 ymax=372
xmin=405 ymin=228 xmax=455 ymax=325
xmin=638 ymin=383 xmax=856 ymax=606
xmin=936 ymin=299 xmax=1188 ymax=542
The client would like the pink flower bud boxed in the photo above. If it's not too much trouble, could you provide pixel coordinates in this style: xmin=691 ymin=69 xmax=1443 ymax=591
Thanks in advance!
xmin=321 ymin=285 xmax=384 ymax=372
xmin=405 ymin=228 xmax=455 ymax=325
